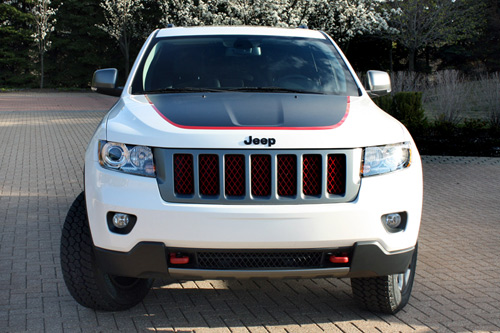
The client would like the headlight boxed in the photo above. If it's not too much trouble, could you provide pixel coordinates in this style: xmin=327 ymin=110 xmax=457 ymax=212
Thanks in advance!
xmin=362 ymin=142 xmax=411 ymax=177
xmin=99 ymin=141 xmax=156 ymax=177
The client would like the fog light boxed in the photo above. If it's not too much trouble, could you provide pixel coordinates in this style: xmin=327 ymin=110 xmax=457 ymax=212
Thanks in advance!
xmin=385 ymin=213 xmax=401 ymax=228
xmin=107 ymin=212 xmax=137 ymax=234
xmin=112 ymin=213 xmax=130 ymax=229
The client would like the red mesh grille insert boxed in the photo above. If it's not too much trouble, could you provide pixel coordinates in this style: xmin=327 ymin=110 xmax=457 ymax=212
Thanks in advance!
xmin=225 ymin=155 xmax=245 ymax=196
xmin=199 ymin=154 xmax=220 ymax=196
xmin=174 ymin=154 xmax=194 ymax=195
xmin=251 ymin=155 xmax=271 ymax=197
xmin=303 ymin=155 xmax=322 ymax=196
xmin=327 ymin=154 xmax=346 ymax=195
xmin=277 ymin=155 xmax=297 ymax=196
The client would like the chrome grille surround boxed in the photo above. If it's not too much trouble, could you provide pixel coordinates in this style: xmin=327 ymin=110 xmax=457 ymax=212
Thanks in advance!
xmin=155 ymin=149 xmax=362 ymax=204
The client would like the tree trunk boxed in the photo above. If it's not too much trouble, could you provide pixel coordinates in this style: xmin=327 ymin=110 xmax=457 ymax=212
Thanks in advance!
xmin=408 ymin=48 xmax=416 ymax=72
xmin=40 ymin=51 xmax=44 ymax=89
xmin=389 ymin=41 xmax=394 ymax=74
xmin=425 ymin=47 xmax=430 ymax=70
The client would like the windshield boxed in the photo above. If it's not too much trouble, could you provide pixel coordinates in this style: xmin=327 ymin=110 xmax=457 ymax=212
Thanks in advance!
xmin=131 ymin=35 xmax=360 ymax=96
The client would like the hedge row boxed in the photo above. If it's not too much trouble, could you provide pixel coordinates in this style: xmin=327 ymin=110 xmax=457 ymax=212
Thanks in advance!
xmin=373 ymin=92 xmax=500 ymax=157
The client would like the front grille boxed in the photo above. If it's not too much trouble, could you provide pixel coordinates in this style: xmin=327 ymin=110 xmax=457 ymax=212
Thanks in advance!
xmin=197 ymin=251 xmax=323 ymax=269
xmin=156 ymin=149 xmax=359 ymax=204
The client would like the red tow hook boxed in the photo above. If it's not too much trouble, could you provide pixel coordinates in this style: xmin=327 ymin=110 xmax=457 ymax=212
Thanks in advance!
xmin=329 ymin=254 xmax=349 ymax=264
xmin=169 ymin=253 xmax=190 ymax=265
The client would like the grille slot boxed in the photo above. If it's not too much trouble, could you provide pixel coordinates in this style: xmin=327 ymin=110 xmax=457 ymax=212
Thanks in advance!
xmin=197 ymin=251 xmax=323 ymax=269
xmin=199 ymin=154 xmax=219 ymax=196
xmin=161 ymin=149 xmax=356 ymax=204
xmin=173 ymin=154 xmax=194 ymax=195
xmin=302 ymin=155 xmax=322 ymax=196
xmin=225 ymin=155 xmax=245 ymax=197
xmin=327 ymin=154 xmax=346 ymax=195
xmin=277 ymin=155 xmax=297 ymax=197
xmin=251 ymin=155 xmax=271 ymax=197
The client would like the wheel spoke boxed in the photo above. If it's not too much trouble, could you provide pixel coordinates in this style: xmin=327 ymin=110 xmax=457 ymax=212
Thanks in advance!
xmin=397 ymin=266 xmax=411 ymax=292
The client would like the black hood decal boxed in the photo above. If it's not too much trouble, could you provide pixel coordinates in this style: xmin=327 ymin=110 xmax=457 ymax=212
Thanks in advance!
xmin=146 ymin=93 xmax=349 ymax=130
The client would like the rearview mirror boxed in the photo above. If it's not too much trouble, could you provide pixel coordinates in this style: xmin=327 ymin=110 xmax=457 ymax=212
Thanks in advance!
xmin=366 ymin=70 xmax=391 ymax=98
xmin=91 ymin=68 xmax=122 ymax=97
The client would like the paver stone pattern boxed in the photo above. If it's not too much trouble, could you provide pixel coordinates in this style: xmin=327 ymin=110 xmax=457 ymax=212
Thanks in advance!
xmin=1 ymin=92 xmax=499 ymax=332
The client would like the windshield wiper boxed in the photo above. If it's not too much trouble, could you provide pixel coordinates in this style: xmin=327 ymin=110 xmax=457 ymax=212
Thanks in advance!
xmin=142 ymin=87 xmax=224 ymax=94
xmin=142 ymin=86 xmax=326 ymax=95
xmin=226 ymin=87 xmax=325 ymax=94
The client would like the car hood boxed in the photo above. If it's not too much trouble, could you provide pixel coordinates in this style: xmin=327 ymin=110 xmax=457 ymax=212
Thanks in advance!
xmin=105 ymin=93 xmax=408 ymax=149
xmin=145 ymin=93 xmax=348 ymax=129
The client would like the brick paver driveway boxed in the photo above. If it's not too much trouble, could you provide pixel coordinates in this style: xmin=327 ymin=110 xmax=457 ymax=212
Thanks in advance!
xmin=1 ymin=92 xmax=500 ymax=332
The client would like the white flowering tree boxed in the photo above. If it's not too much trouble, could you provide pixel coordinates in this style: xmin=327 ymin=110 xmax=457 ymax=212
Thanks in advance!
xmin=32 ymin=0 xmax=58 ymax=89
xmin=158 ymin=0 xmax=388 ymax=46
xmin=159 ymin=0 xmax=205 ymax=26
xmin=98 ymin=0 xmax=144 ymax=77
xmin=158 ymin=0 xmax=284 ymax=26
xmin=307 ymin=0 xmax=392 ymax=45
xmin=214 ymin=0 xmax=311 ymax=26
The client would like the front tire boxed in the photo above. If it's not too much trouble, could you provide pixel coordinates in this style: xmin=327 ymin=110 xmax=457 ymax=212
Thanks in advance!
xmin=60 ymin=192 xmax=152 ymax=311
xmin=350 ymin=244 xmax=418 ymax=314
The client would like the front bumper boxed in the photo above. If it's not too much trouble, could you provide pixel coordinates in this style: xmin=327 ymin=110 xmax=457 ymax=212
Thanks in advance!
xmin=85 ymin=156 xmax=422 ymax=253
xmin=94 ymin=241 xmax=415 ymax=279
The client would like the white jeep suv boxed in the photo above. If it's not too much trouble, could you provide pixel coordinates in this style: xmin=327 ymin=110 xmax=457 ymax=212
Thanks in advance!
xmin=60 ymin=26 xmax=423 ymax=314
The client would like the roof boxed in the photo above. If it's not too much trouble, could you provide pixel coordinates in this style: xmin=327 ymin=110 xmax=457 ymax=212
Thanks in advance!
xmin=155 ymin=26 xmax=326 ymax=39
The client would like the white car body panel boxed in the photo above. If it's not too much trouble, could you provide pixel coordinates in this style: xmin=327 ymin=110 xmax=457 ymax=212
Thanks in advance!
xmin=85 ymin=26 xmax=423 ymax=267
xmin=101 ymin=95 xmax=406 ymax=150
xmin=85 ymin=152 xmax=422 ymax=252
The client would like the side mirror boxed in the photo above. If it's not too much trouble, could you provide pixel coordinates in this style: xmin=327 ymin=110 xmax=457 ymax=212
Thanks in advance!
xmin=91 ymin=68 xmax=123 ymax=97
xmin=366 ymin=70 xmax=391 ymax=98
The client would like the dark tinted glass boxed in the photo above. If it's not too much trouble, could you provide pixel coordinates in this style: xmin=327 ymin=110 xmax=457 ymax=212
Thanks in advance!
xmin=132 ymin=35 xmax=360 ymax=96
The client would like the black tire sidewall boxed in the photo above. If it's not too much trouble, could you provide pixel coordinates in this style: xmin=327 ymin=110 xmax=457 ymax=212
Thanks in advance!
xmin=60 ymin=192 xmax=152 ymax=311
xmin=350 ymin=243 xmax=418 ymax=314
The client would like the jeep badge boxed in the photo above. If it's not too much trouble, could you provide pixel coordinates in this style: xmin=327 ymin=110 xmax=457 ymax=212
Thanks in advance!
xmin=244 ymin=136 xmax=276 ymax=147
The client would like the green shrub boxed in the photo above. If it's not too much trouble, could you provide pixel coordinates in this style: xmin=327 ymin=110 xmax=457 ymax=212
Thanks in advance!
xmin=489 ymin=112 xmax=500 ymax=138
xmin=391 ymin=92 xmax=426 ymax=133
xmin=373 ymin=94 xmax=393 ymax=113
xmin=373 ymin=92 xmax=427 ymax=135
xmin=433 ymin=115 xmax=458 ymax=138
xmin=462 ymin=118 xmax=488 ymax=137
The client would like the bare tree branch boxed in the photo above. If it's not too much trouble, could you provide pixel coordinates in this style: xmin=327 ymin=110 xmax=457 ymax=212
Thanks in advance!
xmin=32 ymin=0 xmax=58 ymax=89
